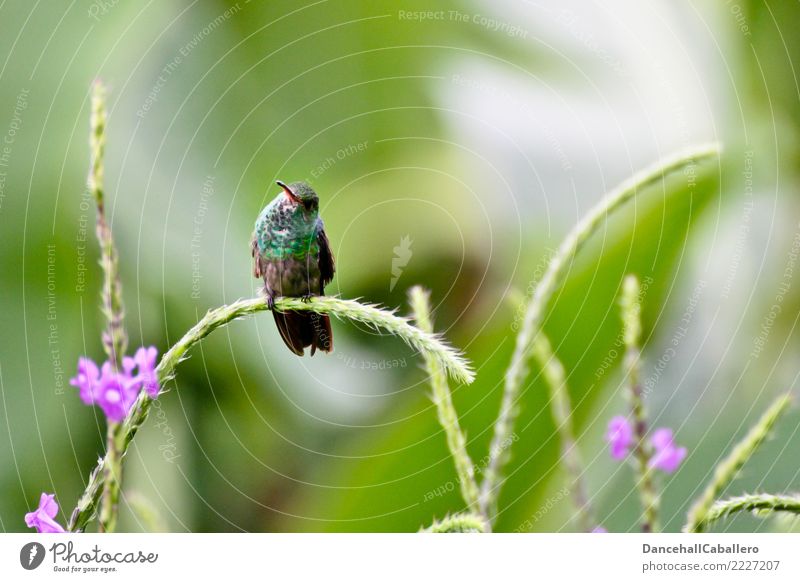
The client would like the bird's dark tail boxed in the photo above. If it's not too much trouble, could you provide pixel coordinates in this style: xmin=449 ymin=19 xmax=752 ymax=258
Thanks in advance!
xmin=272 ymin=310 xmax=333 ymax=356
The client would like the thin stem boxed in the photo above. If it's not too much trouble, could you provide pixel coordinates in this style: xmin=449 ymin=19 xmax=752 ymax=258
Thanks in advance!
xmin=421 ymin=513 xmax=488 ymax=533
xmin=408 ymin=286 xmax=482 ymax=517
xmin=698 ymin=493 xmax=800 ymax=531
xmin=68 ymin=295 xmax=474 ymax=531
xmin=98 ymin=421 xmax=124 ymax=532
xmin=685 ymin=392 xmax=792 ymax=532
xmin=89 ymin=80 xmax=127 ymax=533
xmin=531 ymin=334 xmax=593 ymax=531
xmin=480 ymin=143 xmax=721 ymax=521
xmin=621 ymin=275 xmax=659 ymax=532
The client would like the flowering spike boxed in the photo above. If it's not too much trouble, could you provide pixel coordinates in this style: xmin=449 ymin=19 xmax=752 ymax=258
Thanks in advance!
xmin=408 ymin=286 xmax=481 ymax=517
xmin=620 ymin=274 xmax=660 ymax=532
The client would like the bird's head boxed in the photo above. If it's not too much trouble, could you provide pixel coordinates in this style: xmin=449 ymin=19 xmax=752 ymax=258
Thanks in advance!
xmin=277 ymin=180 xmax=319 ymax=212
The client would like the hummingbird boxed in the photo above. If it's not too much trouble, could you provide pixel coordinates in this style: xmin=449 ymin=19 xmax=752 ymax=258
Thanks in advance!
xmin=251 ymin=180 xmax=335 ymax=355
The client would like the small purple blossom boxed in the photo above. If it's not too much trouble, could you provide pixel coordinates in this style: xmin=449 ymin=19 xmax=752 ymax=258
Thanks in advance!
xmin=605 ymin=415 xmax=634 ymax=459
xmin=648 ymin=428 xmax=687 ymax=474
xmin=24 ymin=493 xmax=65 ymax=533
xmin=132 ymin=346 xmax=159 ymax=398
xmin=71 ymin=357 xmax=100 ymax=405
xmin=606 ymin=415 xmax=687 ymax=474
xmin=69 ymin=346 xmax=160 ymax=422
xmin=97 ymin=362 xmax=138 ymax=421
xmin=592 ymin=526 xmax=608 ymax=533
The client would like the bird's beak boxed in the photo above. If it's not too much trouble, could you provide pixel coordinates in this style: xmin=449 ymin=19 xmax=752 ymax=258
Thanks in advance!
xmin=276 ymin=180 xmax=298 ymax=203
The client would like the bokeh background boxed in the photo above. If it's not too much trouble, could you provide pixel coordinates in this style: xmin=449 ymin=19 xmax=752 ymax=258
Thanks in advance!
xmin=1 ymin=0 xmax=799 ymax=533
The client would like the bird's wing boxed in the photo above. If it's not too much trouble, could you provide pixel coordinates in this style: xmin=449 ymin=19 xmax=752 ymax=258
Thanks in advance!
xmin=251 ymin=234 xmax=268 ymax=279
xmin=316 ymin=219 xmax=335 ymax=291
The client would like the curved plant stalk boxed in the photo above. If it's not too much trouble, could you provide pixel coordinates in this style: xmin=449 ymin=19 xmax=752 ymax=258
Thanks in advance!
xmin=408 ymin=286 xmax=482 ymax=518
xmin=696 ymin=493 xmax=800 ymax=532
xmin=621 ymin=275 xmax=659 ymax=532
xmin=480 ymin=143 xmax=721 ymax=522
xmin=68 ymin=295 xmax=474 ymax=531
xmin=421 ymin=513 xmax=488 ymax=533
xmin=685 ymin=392 xmax=792 ymax=532
xmin=89 ymin=80 xmax=126 ymax=533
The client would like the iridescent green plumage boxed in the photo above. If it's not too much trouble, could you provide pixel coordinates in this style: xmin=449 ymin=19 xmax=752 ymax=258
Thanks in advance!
xmin=254 ymin=195 xmax=320 ymax=260
xmin=251 ymin=181 xmax=335 ymax=356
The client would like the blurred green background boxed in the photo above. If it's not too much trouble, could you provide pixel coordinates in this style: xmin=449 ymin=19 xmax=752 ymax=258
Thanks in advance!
xmin=1 ymin=0 xmax=799 ymax=532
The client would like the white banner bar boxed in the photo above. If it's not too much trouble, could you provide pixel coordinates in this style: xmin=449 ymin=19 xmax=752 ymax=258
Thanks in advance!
xmin=2 ymin=533 xmax=799 ymax=580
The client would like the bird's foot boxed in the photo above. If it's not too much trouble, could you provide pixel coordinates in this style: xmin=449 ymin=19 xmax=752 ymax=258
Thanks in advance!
xmin=301 ymin=294 xmax=314 ymax=303
xmin=266 ymin=295 xmax=275 ymax=310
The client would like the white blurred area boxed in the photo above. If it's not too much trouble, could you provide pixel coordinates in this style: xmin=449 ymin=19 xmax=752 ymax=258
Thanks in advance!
xmin=436 ymin=0 xmax=720 ymax=225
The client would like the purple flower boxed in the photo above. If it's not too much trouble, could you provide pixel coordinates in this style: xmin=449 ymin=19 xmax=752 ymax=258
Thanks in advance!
xmin=592 ymin=526 xmax=608 ymax=533
xmin=132 ymin=346 xmax=159 ymax=398
xmin=649 ymin=428 xmax=687 ymax=473
xmin=605 ymin=415 xmax=634 ymax=459
xmin=96 ymin=362 xmax=138 ymax=422
xmin=606 ymin=414 xmax=687 ymax=474
xmin=69 ymin=346 xmax=160 ymax=422
xmin=24 ymin=493 xmax=65 ymax=533
xmin=70 ymin=357 xmax=100 ymax=405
